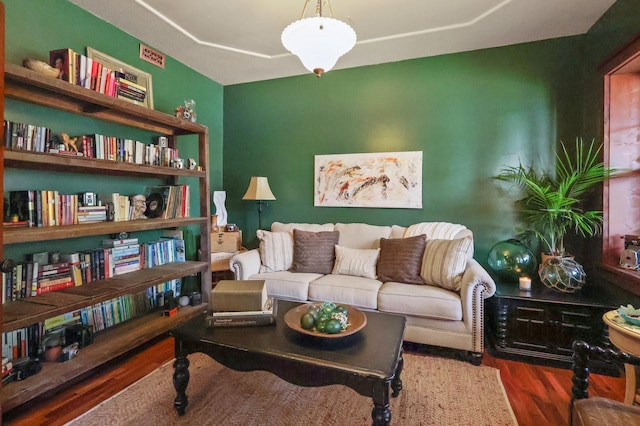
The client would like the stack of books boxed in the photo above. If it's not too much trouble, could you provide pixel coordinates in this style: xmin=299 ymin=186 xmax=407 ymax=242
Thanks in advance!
xmin=77 ymin=205 xmax=107 ymax=223
xmin=206 ymin=280 xmax=275 ymax=327
xmin=102 ymin=238 xmax=141 ymax=275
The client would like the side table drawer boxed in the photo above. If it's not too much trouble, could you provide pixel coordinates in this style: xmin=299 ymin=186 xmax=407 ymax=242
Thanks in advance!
xmin=490 ymin=297 xmax=610 ymax=367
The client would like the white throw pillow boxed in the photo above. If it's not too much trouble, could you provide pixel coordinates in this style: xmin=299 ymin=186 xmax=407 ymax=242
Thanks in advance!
xmin=332 ymin=245 xmax=380 ymax=279
xmin=257 ymin=230 xmax=293 ymax=273
xmin=421 ymin=237 xmax=473 ymax=291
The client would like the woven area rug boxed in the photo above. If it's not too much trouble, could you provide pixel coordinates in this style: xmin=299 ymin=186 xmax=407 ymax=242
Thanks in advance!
xmin=66 ymin=352 xmax=517 ymax=425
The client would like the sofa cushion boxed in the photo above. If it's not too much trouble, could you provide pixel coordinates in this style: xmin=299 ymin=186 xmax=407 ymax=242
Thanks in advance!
xmin=421 ymin=237 xmax=473 ymax=291
xmin=256 ymin=230 xmax=293 ymax=273
xmin=249 ymin=271 xmax=322 ymax=302
xmin=332 ymin=245 xmax=379 ymax=279
xmin=271 ymin=222 xmax=334 ymax=233
xmin=377 ymin=234 xmax=426 ymax=285
xmin=334 ymin=223 xmax=391 ymax=249
xmin=390 ymin=225 xmax=406 ymax=239
xmin=291 ymin=229 xmax=340 ymax=274
xmin=404 ymin=222 xmax=468 ymax=240
xmin=377 ymin=281 xmax=463 ymax=321
xmin=309 ymin=274 xmax=383 ymax=309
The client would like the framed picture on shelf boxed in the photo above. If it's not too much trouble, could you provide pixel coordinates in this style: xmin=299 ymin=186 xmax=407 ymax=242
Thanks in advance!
xmin=86 ymin=47 xmax=154 ymax=109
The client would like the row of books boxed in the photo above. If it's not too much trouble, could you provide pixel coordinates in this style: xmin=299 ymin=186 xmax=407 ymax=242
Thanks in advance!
xmin=3 ymin=121 xmax=51 ymax=152
xmin=3 ymin=120 xmax=180 ymax=168
xmin=5 ymin=186 xmax=190 ymax=228
xmin=1 ymin=324 xmax=40 ymax=362
xmin=1 ymin=283 xmax=180 ymax=364
xmin=1 ymin=237 xmax=185 ymax=304
xmin=148 ymin=185 xmax=191 ymax=220
xmin=7 ymin=190 xmax=80 ymax=227
xmin=49 ymin=48 xmax=147 ymax=105
xmin=2 ymin=254 xmax=83 ymax=302
xmin=82 ymin=284 xmax=180 ymax=334
xmin=76 ymin=133 xmax=179 ymax=166
xmin=6 ymin=190 xmax=104 ymax=227
xmin=80 ymin=292 xmax=152 ymax=333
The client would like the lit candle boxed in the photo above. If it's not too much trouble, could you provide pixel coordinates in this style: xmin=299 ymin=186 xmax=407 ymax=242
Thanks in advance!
xmin=519 ymin=276 xmax=532 ymax=291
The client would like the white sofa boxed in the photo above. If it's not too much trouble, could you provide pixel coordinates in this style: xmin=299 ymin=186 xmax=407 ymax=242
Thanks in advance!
xmin=230 ymin=221 xmax=496 ymax=364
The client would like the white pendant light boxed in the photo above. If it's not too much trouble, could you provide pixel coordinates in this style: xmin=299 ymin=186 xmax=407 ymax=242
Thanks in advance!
xmin=282 ymin=0 xmax=356 ymax=77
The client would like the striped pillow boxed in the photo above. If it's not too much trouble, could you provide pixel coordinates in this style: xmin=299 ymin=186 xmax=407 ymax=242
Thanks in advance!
xmin=332 ymin=245 xmax=380 ymax=279
xmin=421 ymin=237 xmax=473 ymax=291
xmin=257 ymin=230 xmax=293 ymax=272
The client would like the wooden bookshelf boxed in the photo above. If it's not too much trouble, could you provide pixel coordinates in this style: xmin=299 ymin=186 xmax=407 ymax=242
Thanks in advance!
xmin=1 ymin=58 xmax=212 ymax=414
xmin=1 ymin=304 xmax=207 ymax=412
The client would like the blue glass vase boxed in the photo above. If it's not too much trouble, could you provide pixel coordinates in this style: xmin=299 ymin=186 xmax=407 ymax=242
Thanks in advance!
xmin=487 ymin=239 xmax=538 ymax=283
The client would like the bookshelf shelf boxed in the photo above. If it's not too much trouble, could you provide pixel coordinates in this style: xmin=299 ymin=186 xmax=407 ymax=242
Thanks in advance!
xmin=4 ymin=149 xmax=207 ymax=178
xmin=3 ymin=217 xmax=207 ymax=244
xmin=4 ymin=63 xmax=205 ymax=136
xmin=1 ymin=304 xmax=207 ymax=412
xmin=2 ymin=260 xmax=209 ymax=332
xmin=1 ymin=55 xmax=212 ymax=414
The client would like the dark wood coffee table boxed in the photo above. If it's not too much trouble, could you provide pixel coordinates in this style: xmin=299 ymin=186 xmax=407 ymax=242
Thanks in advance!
xmin=170 ymin=299 xmax=406 ymax=425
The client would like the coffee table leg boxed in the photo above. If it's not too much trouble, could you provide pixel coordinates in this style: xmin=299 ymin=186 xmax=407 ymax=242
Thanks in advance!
xmin=391 ymin=349 xmax=404 ymax=397
xmin=173 ymin=355 xmax=190 ymax=416
xmin=371 ymin=383 xmax=391 ymax=426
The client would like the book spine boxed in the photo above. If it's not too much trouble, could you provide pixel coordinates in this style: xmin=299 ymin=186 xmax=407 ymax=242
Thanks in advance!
xmin=36 ymin=280 xmax=74 ymax=295
xmin=38 ymin=275 xmax=74 ymax=287
xmin=39 ymin=262 xmax=70 ymax=272
xmin=38 ymin=267 xmax=71 ymax=278
xmin=205 ymin=314 xmax=275 ymax=328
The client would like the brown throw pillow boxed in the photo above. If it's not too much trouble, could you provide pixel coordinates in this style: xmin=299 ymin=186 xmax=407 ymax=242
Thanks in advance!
xmin=377 ymin=234 xmax=426 ymax=284
xmin=291 ymin=229 xmax=340 ymax=274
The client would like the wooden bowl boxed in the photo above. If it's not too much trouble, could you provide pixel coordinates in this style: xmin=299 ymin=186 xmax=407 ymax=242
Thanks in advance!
xmin=284 ymin=303 xmax=367 ymax=338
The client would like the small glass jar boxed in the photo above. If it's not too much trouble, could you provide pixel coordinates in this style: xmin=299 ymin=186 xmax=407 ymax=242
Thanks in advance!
xmin=183 ymin=99 xmax=197 ymax=123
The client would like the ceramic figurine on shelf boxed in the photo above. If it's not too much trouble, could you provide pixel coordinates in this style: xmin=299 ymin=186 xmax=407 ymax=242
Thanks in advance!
xmin=60 ymin=133 xmax=78 ymax=152
xmin=130 ymin=194 xmax=147 ymax=220
xmin=213 ymin=191 xmax=227 ymax=226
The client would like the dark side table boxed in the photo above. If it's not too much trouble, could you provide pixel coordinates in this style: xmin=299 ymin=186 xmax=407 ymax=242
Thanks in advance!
xmin=486 ymin=275 xmax=640 ymax=375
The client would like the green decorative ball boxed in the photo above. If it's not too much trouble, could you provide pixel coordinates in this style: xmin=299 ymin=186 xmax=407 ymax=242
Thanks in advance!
xmin=487 ymin=239 xmax=538 ymax=283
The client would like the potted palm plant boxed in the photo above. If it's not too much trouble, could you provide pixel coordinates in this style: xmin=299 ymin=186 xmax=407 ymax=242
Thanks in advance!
xmin=495 ymin=138 xmax=617 ymax=292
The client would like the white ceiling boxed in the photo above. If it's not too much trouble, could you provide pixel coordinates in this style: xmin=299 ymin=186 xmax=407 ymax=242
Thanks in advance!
xmin=69 ymin=0 xmax=616 ymax=86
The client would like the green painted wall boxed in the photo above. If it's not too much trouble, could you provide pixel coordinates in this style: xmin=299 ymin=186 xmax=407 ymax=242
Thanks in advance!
xmin=223 ymin=0 xmax=640 ymax=266
xmin=3 ymin=0 xmax=224 ymax=259
xmin=223 ymin=38 xmax=585 ymax=261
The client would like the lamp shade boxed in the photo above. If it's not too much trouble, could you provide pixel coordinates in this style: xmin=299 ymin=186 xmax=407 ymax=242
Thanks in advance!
xmin=281 ymin=16 xmax=356 ymax=76
xmin=242 ymin=177 xmax=276 ymax=201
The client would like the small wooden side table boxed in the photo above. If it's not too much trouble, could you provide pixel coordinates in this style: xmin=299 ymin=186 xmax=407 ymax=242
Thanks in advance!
xmin=603 ymin=310 xmax=640 ymax=405
xmin=211 ymin=247 xmax=247 ymax=285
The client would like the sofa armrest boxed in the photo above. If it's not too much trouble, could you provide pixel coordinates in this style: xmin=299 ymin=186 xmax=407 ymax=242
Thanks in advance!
xmin=230 ymin=249 xmax=261 ymax=280
xmin=459 ymin=258 xmax=496 ymax=353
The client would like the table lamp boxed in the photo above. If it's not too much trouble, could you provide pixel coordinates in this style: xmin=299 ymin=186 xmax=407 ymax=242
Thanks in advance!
xmin=242 ymin=177 xmax=276 ymax=230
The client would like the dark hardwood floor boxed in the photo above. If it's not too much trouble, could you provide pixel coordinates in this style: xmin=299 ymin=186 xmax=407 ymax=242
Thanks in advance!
xmin=2 ymin=336 xmax=626 ymax=426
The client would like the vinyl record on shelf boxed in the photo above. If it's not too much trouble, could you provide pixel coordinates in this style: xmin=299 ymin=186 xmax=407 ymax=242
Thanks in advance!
xmin=145 ymin=192 xmax=165 ymax=218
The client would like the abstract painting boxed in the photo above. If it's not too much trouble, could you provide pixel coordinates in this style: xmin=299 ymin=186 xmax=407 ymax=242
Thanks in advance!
xmin=314 ymin=151 xmax=422 ymax=208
